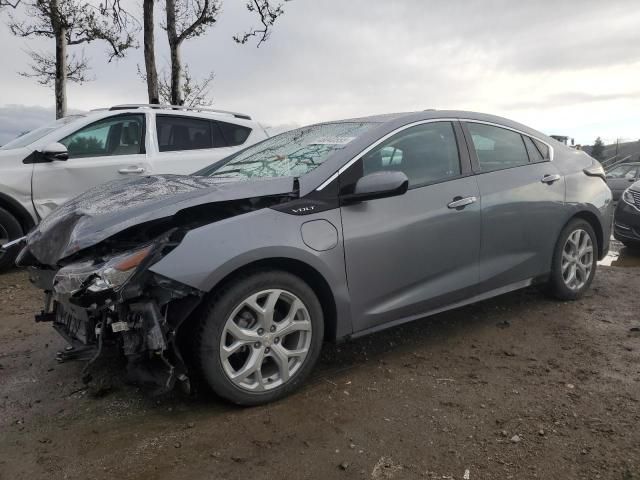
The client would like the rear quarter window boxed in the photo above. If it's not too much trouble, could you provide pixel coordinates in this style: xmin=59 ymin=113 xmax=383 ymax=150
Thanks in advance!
xmin=217 ymin=121 xmax=252 ymax=147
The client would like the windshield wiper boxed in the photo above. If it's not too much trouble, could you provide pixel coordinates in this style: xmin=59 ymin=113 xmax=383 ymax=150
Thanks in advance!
xmin=207 ymin=169 xmax=243 ymax=177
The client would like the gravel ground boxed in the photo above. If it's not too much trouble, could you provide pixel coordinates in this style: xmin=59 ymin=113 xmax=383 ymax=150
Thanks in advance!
xmin=0 ymin=242 xmax=639 ymax=480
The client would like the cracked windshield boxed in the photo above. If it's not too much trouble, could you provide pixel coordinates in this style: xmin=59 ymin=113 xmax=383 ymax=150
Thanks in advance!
xmin=202 ymin=122 xmax=375 ymax=179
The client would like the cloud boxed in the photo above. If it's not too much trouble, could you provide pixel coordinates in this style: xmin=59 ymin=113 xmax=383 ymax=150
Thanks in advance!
xmin=0 ymin=105 xmax=55 ymax=145
xmin=0 ymin=0 xmax=639 ymax=145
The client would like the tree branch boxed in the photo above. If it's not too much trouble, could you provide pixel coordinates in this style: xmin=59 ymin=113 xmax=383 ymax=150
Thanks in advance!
xmin=19 ymin=49 xmax=92 ymax=86
xmin=175 ymin=0 xmax=220 ymax=43
xmin=233 ymin=0 xmax=288 ymax=47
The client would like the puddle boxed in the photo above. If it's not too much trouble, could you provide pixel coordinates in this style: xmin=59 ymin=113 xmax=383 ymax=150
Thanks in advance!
xmin=599 ymin=238 xmax=640 ymax=267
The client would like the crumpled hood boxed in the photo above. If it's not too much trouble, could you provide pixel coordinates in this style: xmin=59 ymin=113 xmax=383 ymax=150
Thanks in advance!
xmin=23 ymin=174 xmax=295 ymax=265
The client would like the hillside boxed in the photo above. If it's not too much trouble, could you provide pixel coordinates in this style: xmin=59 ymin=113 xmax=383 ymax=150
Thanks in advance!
xmin=583 ymin=140 xmax=640 ymax=163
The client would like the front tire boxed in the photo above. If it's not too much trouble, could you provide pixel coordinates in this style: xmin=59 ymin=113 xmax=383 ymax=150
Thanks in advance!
xmin=195 ymin=270 xmax=324 ymax=406
xmin=0 ymin=207 xmax=23 ymax=272
xmin=549 ymin=219 xmax=598 ymax=300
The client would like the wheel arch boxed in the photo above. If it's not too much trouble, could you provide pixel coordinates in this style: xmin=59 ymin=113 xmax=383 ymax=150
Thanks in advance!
xmin=0 ymin=192 xmax=36 ymax=234
xmin=200 ymin=257 xmax=340 ymax=342
xmin=568 ymin=210 xmax=605 ymax=260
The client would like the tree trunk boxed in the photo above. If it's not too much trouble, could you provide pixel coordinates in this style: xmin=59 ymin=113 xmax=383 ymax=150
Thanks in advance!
xmin=143 ymin=0 xmax=159 ymax=104
xmin=51 ymin=0 xmax=67 ymax=118
xmin=165 ymin=0 xmax=182 ymax=105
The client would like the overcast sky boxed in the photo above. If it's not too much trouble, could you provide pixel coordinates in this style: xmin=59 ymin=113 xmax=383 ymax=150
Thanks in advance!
xmin=0 ymin=0 xmax=639 ymax=145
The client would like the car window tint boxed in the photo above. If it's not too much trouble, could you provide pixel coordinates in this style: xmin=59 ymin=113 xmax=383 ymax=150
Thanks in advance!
xmin=523 ymin=135 xmax=544 ymax=162
xmin=217 ymin=121 xmax=252 ymax=147
xmin=533 ymin=138 xmax=550 ymax=160
xmin=467 ymin=123 xmax=530 ymax=172
xmin=361 ymin=122 xmax=460 ymax=188
xmin=60 ymin=115 xmax=144 ymax=159
xmin=156 ymin=116 xmax=213 ymax=152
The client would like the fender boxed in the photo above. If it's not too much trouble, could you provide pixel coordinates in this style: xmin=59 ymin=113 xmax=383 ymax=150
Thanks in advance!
xmin=0 ymin=191 xmax=37 ymax=232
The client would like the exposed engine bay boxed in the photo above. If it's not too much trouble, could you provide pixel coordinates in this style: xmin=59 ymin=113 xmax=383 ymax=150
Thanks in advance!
xmin=13 ymin=175 xmax=298 ymax=394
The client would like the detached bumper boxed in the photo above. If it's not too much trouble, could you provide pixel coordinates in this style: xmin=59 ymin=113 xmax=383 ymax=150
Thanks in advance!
xmin=29 ymin=264 xmax=204 ymax=393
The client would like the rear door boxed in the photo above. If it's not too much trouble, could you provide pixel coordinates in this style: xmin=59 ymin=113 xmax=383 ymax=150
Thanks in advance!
xmin=32 ymin=113 xmax=150 ymax=218
xmin=339 ymin=121 xmax=482 ymax=333
xmin=151 ymin=115 xmax=253 ymax=174
xmin=461 ymin=121 xmax=565 ymax=293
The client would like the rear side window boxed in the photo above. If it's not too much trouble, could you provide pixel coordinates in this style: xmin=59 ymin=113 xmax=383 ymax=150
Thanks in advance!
xmin=523 ymin=135 xmax=545 ymax=162
xmin=157 ymin=116 xmax=214 ymax=152
xmin=217 ymin=121 xmax=252 ymax=147
xmin=467 ymin=123 xmax=529 ymax=172
xmin=533 ymin=139 xmax=550 ymax=160
xmin=361 ymin=122 xmax=461 ymax=188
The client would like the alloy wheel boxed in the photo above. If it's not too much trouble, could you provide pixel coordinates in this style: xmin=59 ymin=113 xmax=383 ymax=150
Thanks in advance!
xmin=561 ymin=229 xmax=594 ymax=291
xmin=219 ymin=289 xmax=313 ymax=391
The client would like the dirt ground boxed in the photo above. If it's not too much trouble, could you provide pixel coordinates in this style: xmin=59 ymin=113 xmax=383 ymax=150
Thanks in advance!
xmin=1 ymin=242 xmax=639 ymax=480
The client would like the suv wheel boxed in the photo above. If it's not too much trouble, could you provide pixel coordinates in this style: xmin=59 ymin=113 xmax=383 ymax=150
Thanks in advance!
xmin=0 ymin=207 xmax=23 ymax=272
xmin=195 ymin=270 xmax=324 ymax=406
xmin=549 ymin=219 xmax=597 ymax=300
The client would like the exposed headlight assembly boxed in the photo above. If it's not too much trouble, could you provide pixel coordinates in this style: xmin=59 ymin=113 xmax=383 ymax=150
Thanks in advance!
xmin=54 ymin=245 xmax=152 ymax=296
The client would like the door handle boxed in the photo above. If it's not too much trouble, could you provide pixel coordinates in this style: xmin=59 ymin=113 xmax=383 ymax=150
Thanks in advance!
xmin=118 ymin=167 xmax=145 ymax=174
xmin=541 ymin=174 xmax=561 ymax=184
xmin=448 ymin=196 xmax=477 ymax=209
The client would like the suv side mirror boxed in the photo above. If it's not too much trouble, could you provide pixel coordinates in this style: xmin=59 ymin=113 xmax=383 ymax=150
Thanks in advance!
xmin=40 ymin=142 xmax=69 ymax=161
xmin=342 ymin=171 xmax=409 ymax=204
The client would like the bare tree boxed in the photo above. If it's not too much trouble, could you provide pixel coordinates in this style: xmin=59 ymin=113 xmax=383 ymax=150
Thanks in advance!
xmin=159 ymin=0 xmax=288 ymax=106
xmin=233 ymin=0 xmax=289 ymax=47
xmin=20 ymin=49 xmax=92 ymax=85
xmin=164 ymin=0 xmax=220 ymax=105
xmin=143 ymin=0 xmax=159 ymax=103
xmin=138 ymin=64 xmax=214 ymax=107
xmin=9 ymin=0 xmax=138 ymax=118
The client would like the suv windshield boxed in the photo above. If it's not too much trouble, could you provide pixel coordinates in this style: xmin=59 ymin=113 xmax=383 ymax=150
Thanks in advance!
xmin=0 ymin=115 xmax=85 ymax=150
xmin=197 ymin=122 xmax=375 ymax=179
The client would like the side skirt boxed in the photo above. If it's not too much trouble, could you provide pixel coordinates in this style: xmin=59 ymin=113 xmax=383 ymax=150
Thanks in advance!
xmin=348 ymin=277 xmax=536 ymax=340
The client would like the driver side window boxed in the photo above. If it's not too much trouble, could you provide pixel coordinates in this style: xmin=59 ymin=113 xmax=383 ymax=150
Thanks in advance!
xmin=360 ymin=122 xmax=461 ymax=188
xmin=60 ymin=115 xmax=144 ymax=159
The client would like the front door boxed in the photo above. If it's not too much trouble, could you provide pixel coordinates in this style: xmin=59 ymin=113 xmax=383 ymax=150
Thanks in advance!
xmin=339 ymin=121 xmax=482 ymax=333
xmin=32 ymin=113 xmax=151 ymax=218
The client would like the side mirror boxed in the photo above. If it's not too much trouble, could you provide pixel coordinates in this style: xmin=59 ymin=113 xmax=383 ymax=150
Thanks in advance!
xmin=40 ymin=142 xmax=69 ymax=161
xmin=342 ymin=171 xmax=409 ymax=204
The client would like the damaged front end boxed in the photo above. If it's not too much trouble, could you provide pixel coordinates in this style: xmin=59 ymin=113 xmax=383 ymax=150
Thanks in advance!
xmin=29 ymin=229 xmax=203 ymax=394
xmin=15 ymin=174 xmax=299 ymax=394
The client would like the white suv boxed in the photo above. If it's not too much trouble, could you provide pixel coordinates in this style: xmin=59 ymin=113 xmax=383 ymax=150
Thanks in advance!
xmin=0 ymin=104 xmax=269 ymax=270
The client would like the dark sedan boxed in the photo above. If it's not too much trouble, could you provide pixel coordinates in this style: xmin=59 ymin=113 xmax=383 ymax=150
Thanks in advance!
xmin=606 ymin=162 xmax=640 ymax=201
xmin=614 ymin=180 xmax=640 ymax=248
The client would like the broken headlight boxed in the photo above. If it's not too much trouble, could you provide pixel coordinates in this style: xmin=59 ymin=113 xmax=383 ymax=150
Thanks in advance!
xmin=54 ymin=245 xmax=152 ymax=296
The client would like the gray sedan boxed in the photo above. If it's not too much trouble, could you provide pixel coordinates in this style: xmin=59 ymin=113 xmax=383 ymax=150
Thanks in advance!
xmin=11 ymin=110 xmax=613 ymax=405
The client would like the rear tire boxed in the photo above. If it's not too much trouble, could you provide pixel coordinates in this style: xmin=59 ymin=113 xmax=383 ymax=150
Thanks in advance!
xmin=0 ymin=207 xmax=23 ymax=272
xmin=549 ymin=219 xmax=598 ymax=300
xmin=195 ymin=270 xmax=324 ymax=406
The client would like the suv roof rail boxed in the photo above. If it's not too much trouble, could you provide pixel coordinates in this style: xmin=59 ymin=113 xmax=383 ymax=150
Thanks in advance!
xmin=104 ymin=104 xmax=252 ymax=120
